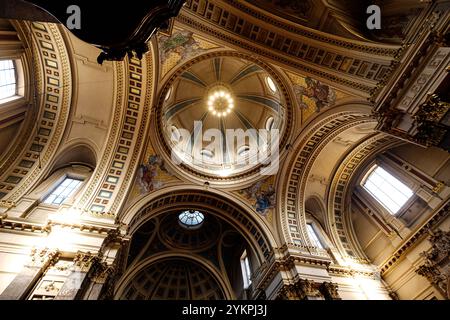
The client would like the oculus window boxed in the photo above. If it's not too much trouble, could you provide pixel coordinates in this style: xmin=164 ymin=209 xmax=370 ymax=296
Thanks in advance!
xmin=178 ymin=210 xmax=205 ymax=229
xmin=362 ymin=165 xmax=413 ymax=214
xmin=0 ymin=60 xmax=16 ymax=100
xmin=43 ymin=177 xmax=83 ymax=205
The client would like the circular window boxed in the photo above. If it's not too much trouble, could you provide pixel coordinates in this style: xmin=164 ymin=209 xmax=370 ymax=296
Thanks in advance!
xmin=178 ymin=210 xmax=205 ymax=229
xmin=200 ymin=149 xmax=214 ymax=159
xmin=237 ymin=145 xmax=250 ymax=158
xmin=266 ymin=76 xmax=277 ymax=93
xmin=265 ymin=117 xmax=275 ymax=131
xmin=170 ymin=125 xmax=181 ymax=143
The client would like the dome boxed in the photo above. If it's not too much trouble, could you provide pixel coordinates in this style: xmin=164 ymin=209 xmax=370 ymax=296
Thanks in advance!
xmin=157 ymin=53 xmax=290 ymax=180
xmin=120 ymin=259 xmax=225 ymax=300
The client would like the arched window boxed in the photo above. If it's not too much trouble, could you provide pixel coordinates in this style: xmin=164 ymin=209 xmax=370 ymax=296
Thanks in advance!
xmin=361 ymin=165 xmax=413 ymax=215
xmin=306 ymin=223 xmax=324 ymax=249
xmin=35 ymin=164 xmax=93 ymax=210
xmin=170 ymin=125 xmax=181 ymax=143
xmin=240 ymin=250 xmax=252 ymax=289
xmin=43 ymin=177 xmax=83 ymax=205
xmin=164 ymin=86 xmax=172 ymax=102
xmin=0 ymin=60 xmax=16 ymax=101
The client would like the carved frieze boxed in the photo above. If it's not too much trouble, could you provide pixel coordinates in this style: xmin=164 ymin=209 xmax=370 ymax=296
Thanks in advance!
xmin=416 ymin=229 xmax=450 ymax=299
xmin=319 ymin=282 xmax=342 ymax=300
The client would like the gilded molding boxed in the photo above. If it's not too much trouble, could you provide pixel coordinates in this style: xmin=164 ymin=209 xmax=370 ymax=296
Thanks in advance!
xmin=110 ymin=50 xmax=155 ymax=213
xmin=279 ymin=112 xmax=372 ymax=249
xmin=72 ymin=251 xmax=99 ymax=273
xmin=0 ymin=23 xmax=72 ymax=202
xmin=223 ymin=0 xmax=398 ymax=57
xmin=415 ymin=229 xmax=450 ymax=299
xmin=153 ymin=50 xmax=294 ymax=184
xmin=380 ymin=202 xmax=449 ymax=275
xmin=327 ymin=134 xmax=402 ymax=258
xmin=176 ymin=13 xmax=377 ymax=96
xmin=28 ymin=247 xmax=60 ymax=268
xmin=75 ymin=60 xmax=125 ymax=212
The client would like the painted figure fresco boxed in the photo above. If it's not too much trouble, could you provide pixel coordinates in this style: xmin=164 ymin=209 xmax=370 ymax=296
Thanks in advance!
xmin=241 ymin=180 xmax=276 ymax=215
xmin=159 ymin=30 xmax=206 ymax=64
xmin=137 ymin=155 xmax=169 ymax=193
xmin=294 ymin=76 xmax=336 ymax=112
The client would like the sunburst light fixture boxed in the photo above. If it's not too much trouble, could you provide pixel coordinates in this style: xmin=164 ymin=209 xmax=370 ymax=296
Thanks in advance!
xmin=206 ymin=88 xmax=234 ymax=117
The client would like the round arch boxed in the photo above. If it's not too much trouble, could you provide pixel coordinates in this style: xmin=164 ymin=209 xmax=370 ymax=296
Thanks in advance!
xmin=119 ymin=185 xmax=280 ymax=265
xmin=275 ymin=102 xmax=377 ymax=255
xmin=114 ymin=253 xmax=234 ymax=300
xmin=326 ymin=134 xmax=404 ymax=259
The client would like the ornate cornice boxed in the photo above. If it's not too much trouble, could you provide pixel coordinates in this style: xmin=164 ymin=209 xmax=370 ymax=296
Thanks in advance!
xmin=0 ymin=215 xmax=50 ymax=234
xmin=0 ymin=213 xmax=119 ymax=236
xmin=224 ymin=0 xmax=398 ymax=57
xmin=176 ymin=13 xmax=381 ymax=97
xmin=380 ymin=202 xmax=449 ymax=275
xmin=327 ymin=265 xmax=378 ymax=278
xmin=256 ymin=253 xmax=331 ymax=290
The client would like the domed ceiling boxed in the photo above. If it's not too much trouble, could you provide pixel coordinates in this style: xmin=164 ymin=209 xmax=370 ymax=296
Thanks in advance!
xmin=156 ymin=53 xmax=291 ymax=180
xmin=120 ymin=258 xmax=225 ymax=300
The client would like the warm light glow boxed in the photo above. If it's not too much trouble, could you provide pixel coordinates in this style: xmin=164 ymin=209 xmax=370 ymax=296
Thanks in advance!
xmin=43 ymin=178 xmax=83 ymax=205
xmin=218 ymin=167 xmax=232 ymax=177
xmin=206 ymin=88 xmax=234 ymax=117
xmin=362 ymin=165 xmax=413 ymax=214
xmin=0 ymin=60 xmax=16 ymax=100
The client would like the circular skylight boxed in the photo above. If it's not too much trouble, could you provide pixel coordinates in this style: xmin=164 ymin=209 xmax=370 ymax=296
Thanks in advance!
xmin=178 ymin=210 xmax=205 ymax=229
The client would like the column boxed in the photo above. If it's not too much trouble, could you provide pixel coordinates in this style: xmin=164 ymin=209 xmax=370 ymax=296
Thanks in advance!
xmin=53 ymin=251 xmax=98 ymax=300
xmin=319 ymin=282 xmax=342 ymax=300
xmin=277 ymin=279 xmax=325 ymax=300
xmin=84 ymin=261 xmax=115 ymax=300
xmin=0 ymin=248 xmax=59 ymax=300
